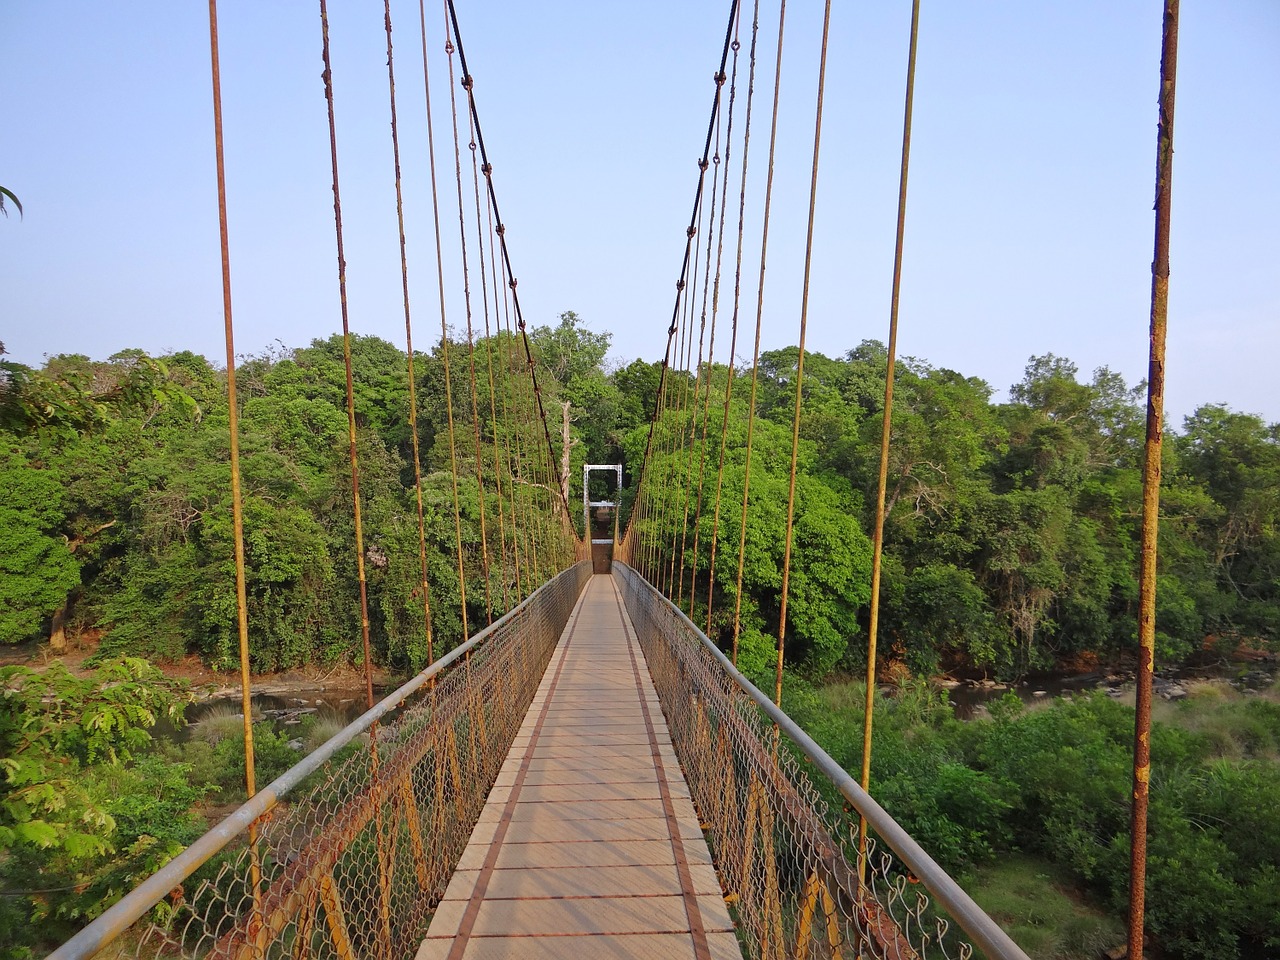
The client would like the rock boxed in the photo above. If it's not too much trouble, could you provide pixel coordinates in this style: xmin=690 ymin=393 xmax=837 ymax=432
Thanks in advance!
xmin=1160 ymin=684 xmax=1188 ymax=701
xmin=287 ymin=739 xmax=304 ymax=751
xmin=1033 ymin=690 xmax=1048 ymax=698
xmin=1105 ymin=946 xmax=1127 ymax=960
xmin=1236 ymin=670 xmax=1275 ymax=690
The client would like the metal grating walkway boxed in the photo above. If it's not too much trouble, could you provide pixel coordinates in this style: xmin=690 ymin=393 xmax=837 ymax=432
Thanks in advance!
xmin=416 ymin=575 xmax=742 ymax=960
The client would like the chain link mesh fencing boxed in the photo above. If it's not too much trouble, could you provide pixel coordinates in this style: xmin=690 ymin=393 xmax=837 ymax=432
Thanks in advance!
xmin=48 ymin=562 xmax=591 ymax=960
xmin=614 ymin=562 xmax=1029 ymax=960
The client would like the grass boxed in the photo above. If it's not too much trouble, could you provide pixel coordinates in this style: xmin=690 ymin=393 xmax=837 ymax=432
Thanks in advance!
xmin=966 ymin=855 xmax=1124 ymax=960
xmin=1154 ymin=682 xmax=1280 ymax=760
xmin=303 ymin=708 xmax=350 ymax=751
xmin=190 ymin=702 xmax=253 ymax=744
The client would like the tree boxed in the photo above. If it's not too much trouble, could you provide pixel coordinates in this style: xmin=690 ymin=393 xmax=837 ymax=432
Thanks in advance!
xmin=0 ymin=447 xmax=80 ymax=645
xmin=529 ymin=311 xmax=619 ymax=517
xmin=0 ymin=660 xmax=199 ymax=956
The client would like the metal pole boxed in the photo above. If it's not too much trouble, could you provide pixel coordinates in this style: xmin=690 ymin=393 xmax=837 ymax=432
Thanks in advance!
xmin=1128 ymin=3 xmax=1179 ymax=957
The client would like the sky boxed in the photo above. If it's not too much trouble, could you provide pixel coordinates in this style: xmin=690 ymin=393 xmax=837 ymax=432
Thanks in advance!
xmin=2 ymin=1 xmax=1277 ymax=427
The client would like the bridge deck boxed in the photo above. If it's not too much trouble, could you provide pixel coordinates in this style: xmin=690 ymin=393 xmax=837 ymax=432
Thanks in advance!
xmin=416 ymin=574 xmax=741 ymax=960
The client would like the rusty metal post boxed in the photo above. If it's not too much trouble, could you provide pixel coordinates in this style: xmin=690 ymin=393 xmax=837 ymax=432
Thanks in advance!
xmin=1128 ymin=3 xmax=1179 ymax=958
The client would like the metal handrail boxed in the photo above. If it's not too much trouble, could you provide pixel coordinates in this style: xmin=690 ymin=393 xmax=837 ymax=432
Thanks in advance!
xmin=614 ymin=561 xmax=1030 ymax=960
xmin=47 ymin=561 xmax=591 ymax=960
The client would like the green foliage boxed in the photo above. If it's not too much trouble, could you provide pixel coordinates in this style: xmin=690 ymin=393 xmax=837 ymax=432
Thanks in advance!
xmin=798 ymin=684 xmax=1280 ymax=960
xmin=0 ymin=446 xmax=80 ymax=644
xmin=966 ymin=855 xmax=1126 ymax=960
xmin=0 ymin=659 xmax=195 ymax=956
xmin=210 ymin=723 xmax=303 ymax=801
xmin=0 ymin=658 xmax=191 ymax=858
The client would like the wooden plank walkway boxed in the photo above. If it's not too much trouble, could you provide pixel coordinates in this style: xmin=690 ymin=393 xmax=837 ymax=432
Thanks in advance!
xmin=416 ymin=574 xmax=742 ymax=960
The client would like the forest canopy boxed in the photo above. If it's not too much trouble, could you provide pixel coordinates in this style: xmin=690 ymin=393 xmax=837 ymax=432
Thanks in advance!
xmin=1 ymin=320 xmax=1276 ymax=681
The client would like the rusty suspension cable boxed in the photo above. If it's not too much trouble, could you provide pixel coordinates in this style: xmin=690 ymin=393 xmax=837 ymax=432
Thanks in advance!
xmin=859 ymin=0 xmax=921 ymax=880
xmin=444 ymin=0 xmax=578 ymax=531
xmin=205 ymin=0 xmax=264 ymax=935
xmin=415 ymin=0 xmax=470 ymax=643
xmin=775 ymin=0 xmax=833 ymax=707
xmin=731 ymin=0 xmax=788 ymax=667
xmin=624 ymin=0 xmax=742 ymax=526
xmin=441 ymin=24 xmax=494 ymax=622
xmin=318 ymin=0 xmax=376 ymax=712
xmin=687 ymin=12 xmax=744 ymax=618
xmin=706 ymin=0 xmax=763 ymax=636
xmin=383 ymin=0 xmax=435 ymax=666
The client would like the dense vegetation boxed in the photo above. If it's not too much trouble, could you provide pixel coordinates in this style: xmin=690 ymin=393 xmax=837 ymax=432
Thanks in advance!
xmin=2 ymin=320 xmax=1277 ymax=958
xmin=0 ymin=326 xmax=588 ymax=672
xmin=630 ymin=343 xmax=1279 ymax=680
xmin=3 ymin=325 xmax=1277 ymax=675
xmin=787 ymin=682 xmax=1280 ymax=960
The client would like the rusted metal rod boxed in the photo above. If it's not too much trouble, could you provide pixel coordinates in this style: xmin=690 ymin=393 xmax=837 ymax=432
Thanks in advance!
xmin=861 ymin=0 xmax=921 ymax=883
xmin=1128 ymin=2 xmax=1180 ymax=958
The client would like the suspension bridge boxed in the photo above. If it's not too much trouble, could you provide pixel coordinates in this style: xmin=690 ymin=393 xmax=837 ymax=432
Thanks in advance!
xmin=45 ymin=0 xmax=1184 ymax=958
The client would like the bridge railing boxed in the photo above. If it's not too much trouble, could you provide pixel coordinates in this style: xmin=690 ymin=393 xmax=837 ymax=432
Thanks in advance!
xmin=614 ymin=562 xmax=1030 ymax=960
xmin=48 ymin=561 xmax=592 ymax=960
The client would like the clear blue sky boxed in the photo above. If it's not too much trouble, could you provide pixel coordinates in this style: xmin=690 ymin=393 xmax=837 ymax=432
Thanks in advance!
xmin=2 ymin=1 xmax=1277 ymax=425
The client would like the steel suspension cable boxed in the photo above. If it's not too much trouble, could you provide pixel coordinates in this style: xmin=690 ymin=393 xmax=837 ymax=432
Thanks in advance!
xmin=1129 ymin=4 xmax=1179 ymax=957
xmin=676 ymin=134 xmax=725 ymax=608
xmin=657 ymin=245 xmax=697 ymax=596
xmin=383 ymin=0 xmax=435 ymax=665
xmin=495 ymin=252 xmax=537 ymax=592
xmin=670 ymin=216 xmax=706 ymax=596
xmin=318 ymin=6 xmax=394 ymax=950
xmin=859 ymin=0 xmax=921 ymax=880
xmin=415 ymin=0 xmax=471 ymax=642
xmin=732 ymin=0 xmax=788 ymax=667
xmin=677 ymin=91 xmax=728 ymax=607
xmin=205 ymin=0 xmax=262 ymax=931
xmin=627 ymin=0 xmax=742 ymax=535
xmin=444 ymin=0 xmax=577 ymax=533
xmin=462 ymin=118 xmax=496 ymax=620
xmin=480 ymin=185 xmax=513 ymax=609
xmin=774 ymin=0 xmax=833 ymax=707
xmin=442 ymin=17 xmax=494 ymax=620
xmin=706 ymin=0 xmax=763 ymax=636
xmin=687 ymin=14 xmax=743 ymax=618
xmin=318 ymin=0 xmax=376 ymax=713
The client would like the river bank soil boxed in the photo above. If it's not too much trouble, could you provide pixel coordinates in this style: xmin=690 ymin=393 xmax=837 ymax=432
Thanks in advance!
xmin=0 ymin=630 xmax=399 ymax=701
